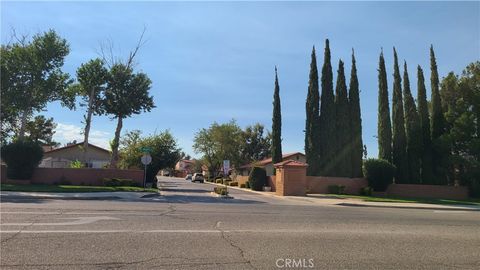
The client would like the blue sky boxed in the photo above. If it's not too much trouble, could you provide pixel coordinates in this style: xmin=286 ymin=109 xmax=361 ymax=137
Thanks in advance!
xmin=1 ymin=1 xmax=479 ymax=159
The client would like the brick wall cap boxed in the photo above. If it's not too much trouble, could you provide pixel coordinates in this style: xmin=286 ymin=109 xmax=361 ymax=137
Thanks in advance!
xmin=274 ymin=159 xmax=308 ymax=168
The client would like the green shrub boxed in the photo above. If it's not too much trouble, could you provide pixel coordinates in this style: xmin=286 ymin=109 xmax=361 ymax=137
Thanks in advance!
xmin=216 ymin=179 xmax=223 ymax=184
xmin=223 ymin=179 xmax=232 ymax=185
xmin=245 ymin=181 xmax=250 ymax=189
xmin=469 ymin=179 xmax=480 ymax=198
xmin=360 ymin=187 xmax=373 ymax=196
xmin=240 ymin=183 xmax=246 ymax=188
xmin=1 ymin=140 xmax=43 ymax=179
xmin=103 ymin=178 xmax=139 ymax=187
xmin=213 ymin=186 xmax=228 ymax=196
xmin=229 ymin=181 xmax=238 ymax=186
xmin=363 ymin=158 xmax=396 ymax=191
xmin=327 ymin=185 xmax=346 ymax=194
xmin=69 ymin=160 xmax=84 ymax=168
xmin=248 ymin=167 xmax=266 ymax=191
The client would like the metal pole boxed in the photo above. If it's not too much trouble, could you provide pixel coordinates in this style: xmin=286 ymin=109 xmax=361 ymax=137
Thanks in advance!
xmin=143 ymin=163 xmax=147 ymax=190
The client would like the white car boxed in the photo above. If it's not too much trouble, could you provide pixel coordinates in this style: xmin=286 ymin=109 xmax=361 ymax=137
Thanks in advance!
xmin=191 ymin=173 xmax=204 ymax=183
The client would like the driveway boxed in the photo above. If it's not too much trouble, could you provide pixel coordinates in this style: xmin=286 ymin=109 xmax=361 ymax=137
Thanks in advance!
xmin=156 ymin=176 xmax=312 ymax=205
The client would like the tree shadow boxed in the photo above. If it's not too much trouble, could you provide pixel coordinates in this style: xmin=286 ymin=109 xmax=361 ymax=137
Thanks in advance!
xmin=139 ymin=194 xmax=265 ymax=205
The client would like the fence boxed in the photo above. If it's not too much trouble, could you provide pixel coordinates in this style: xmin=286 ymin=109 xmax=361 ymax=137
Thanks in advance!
xmin=1 ymin=165 xmax=143 ymax=186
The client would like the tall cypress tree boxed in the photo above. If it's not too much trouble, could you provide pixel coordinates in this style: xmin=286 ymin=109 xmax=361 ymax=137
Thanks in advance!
xmin=349 ymin=49 xmax=363 ymax=178
xmin=391 ymin=48 xmax=408 ymax=183
xmin=319 ymin=39 xmax=336 ymax=176
xmin=271 ymin=66 xmax=283 ymax=173
xmin=334 ymin=60 xmax=351 ymax=177
xmin=378 ymin=50 xmax=392 ymax=163
xmin=417 ymin=65 xmax=434 ymax=183
xmin=305 ymin=46 xmax=320 ymax=176
xmin=403 ymin=62 xmax=422 ymax=183
xmin=430 ymin=45 xmax=447 ymax=184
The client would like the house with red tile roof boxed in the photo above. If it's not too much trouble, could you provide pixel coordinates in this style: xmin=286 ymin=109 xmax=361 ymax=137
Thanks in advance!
xmin=238 ymin=152 xmax=306 ymax=176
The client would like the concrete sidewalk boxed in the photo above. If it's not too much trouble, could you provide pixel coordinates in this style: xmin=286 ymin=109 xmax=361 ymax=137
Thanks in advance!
xmin=205 ymin=181 xmax=480 ymax=211
xmin=0 ymin=191 xmax=159 ymax=201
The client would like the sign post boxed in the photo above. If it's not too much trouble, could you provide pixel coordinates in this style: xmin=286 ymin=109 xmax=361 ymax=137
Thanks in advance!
xmin=141 ymin=152 xmax=152 ymax=189
xmin=223 ymin=160 xmax=230 ymax=189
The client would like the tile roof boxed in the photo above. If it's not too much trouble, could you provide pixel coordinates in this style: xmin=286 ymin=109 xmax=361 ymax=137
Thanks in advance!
xmin=239 ymin=152 xmax=305 ymax=169
xmin=44 ymin=142 xmax=110 ymax=154
xmin=274 ymin=159 xmax=308 ymax=167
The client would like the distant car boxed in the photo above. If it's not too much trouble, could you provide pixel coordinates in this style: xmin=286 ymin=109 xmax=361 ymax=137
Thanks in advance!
xmin=191 ymin=173 xmax=204 ymax=183
xmin=185 ymin=174 xmax=192 ymax=180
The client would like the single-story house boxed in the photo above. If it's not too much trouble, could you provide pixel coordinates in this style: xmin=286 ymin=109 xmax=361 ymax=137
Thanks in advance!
xmin=238 ymin=152 xmax=306 ymax=176
xmin=39 ymin=142 xmax=111 ymax=168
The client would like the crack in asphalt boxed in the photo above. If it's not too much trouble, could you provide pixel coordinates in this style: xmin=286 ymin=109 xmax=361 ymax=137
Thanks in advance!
xmin=1 ymin=259 xmax=250 ymax=268
xmin=215 ymin=221 xmax=257 ymax=270
xmin=1 ymin=213 xmax=42 ymax=244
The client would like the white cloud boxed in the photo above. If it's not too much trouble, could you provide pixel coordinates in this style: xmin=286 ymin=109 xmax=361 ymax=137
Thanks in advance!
xmin=54 ymin=123 xmax=111 ymax=150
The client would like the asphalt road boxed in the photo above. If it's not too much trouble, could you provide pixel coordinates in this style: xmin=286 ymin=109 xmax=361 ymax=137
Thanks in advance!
xmin=1 ymin=176 xmax=479 ymax=269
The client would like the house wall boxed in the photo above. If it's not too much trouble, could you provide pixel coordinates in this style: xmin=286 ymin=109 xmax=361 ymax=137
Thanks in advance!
xmin=0 ymin=166 xmax=143 ymax=186
xmin=41 ymin=146 xmax=110 ymax=168
xmin=267 ymin=176 xmax=276 ymax=191
xmin=235 ymin=175 xmax=249 ymax=185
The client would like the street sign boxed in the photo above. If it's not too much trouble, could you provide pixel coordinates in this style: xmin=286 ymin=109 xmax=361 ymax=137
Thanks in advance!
xmin=141 ymin=154 xmax=152 ymax=165
xmin=223 ymin=160 xmax=230 ymax=175
xmin=140 ymin=147 xmax=152 ymax=153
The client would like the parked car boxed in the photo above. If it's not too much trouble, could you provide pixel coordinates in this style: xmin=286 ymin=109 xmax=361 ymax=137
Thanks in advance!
xmin=185 ymin=174 xmax=192 ymax=180
xmin=191 ymin=173 xmax=204 ymax=183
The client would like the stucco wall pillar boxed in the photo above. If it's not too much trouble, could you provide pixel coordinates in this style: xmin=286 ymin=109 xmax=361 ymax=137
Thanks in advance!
xmin=274 ymin=160 xmax=308 ymax=196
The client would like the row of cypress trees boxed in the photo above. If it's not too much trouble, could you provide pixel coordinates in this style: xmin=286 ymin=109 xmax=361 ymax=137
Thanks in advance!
xmin=305 ymin=39 xmax=363 ymax=177
xmin=377 ymin=46 xmax=447 ymax=184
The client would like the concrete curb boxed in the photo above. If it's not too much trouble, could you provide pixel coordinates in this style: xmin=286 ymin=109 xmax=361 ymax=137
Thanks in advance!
xmin=203 ymin=181 xmax=480 ymax=211
xmin=336 ymin=202 xmax=480 ymax=212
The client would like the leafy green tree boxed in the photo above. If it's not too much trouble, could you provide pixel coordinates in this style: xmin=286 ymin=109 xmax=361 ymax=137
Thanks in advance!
xmin=403 ymin=62 xmax=422 ymax=183
xmin=193 ymin=120 xmax=243 ymax=177
xmin=73 ymin=58 xmax=108 ymax=155
xmin=349 ymin=50 xmax=363 ymax=178
xmin=430 ymin=45 xmax=448 ymax=184
xmin=248 ymin=166 xmax=267 ymax=191
xmin=24 ymin=115 xmax=59 ymax=146
xmin=305 ymin=46 xmax=320 ymax=176
xmin=442 ymin=62 xmax=479 ymax=193
xmin=417 ymin=66 xmax=434 ymax=183
xmin=1 ymin=140 xmax=43 ymax=179
xmin=104 ymin=63 xmax=155 ymax=168
xmin=271 ymin=67 xmax=283 ymax=173
xmin=0 ymin=30 xmax=74 ymax=140
xmin=319 ymin=39 xmax=336 ymax=176
xmin=118 ymin=130 xmax=182 ymax=185
xmin=377 ymin=51 xmax=392 ymax=163
xmin=391 ymin=48 xmax=408 ymax=183
xmin=240 ymin=123 xmax=271 ymax=164
xmin=334 ymin=60 xmax=351 ymax=177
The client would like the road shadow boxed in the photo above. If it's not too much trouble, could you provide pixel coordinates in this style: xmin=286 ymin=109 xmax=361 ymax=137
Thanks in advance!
xmin=159 ymin=188 xmax=209 ymax=193
xmin=141 ymin=194 xmax=265 ymax=205
xmin=0 ymin=197 xmax=57 ymax=204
